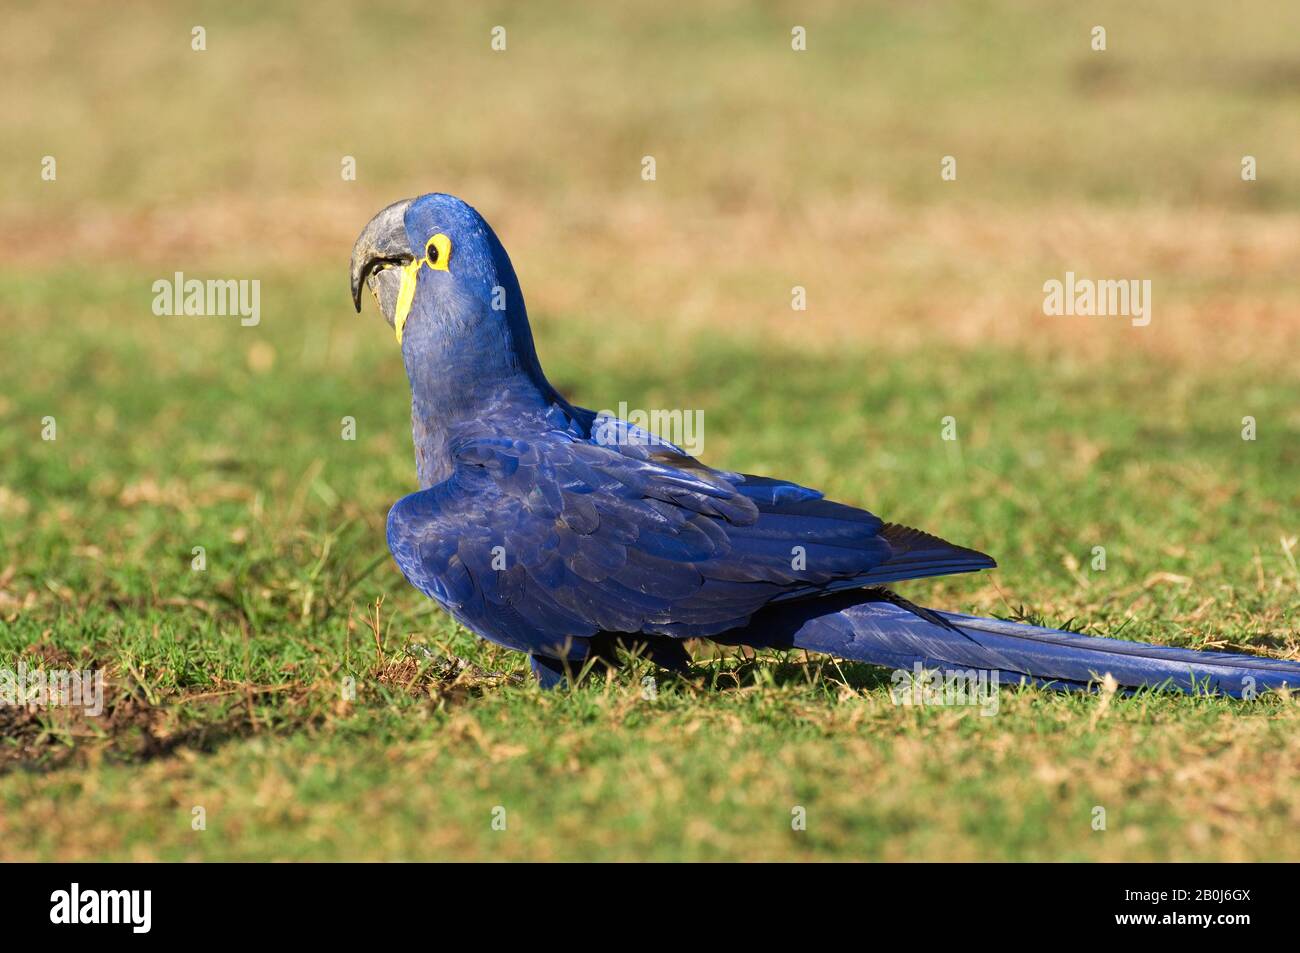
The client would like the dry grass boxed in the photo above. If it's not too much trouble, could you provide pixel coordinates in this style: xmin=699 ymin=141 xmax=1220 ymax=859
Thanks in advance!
xmin=6 ymin=190 xmax=1298 ymax=372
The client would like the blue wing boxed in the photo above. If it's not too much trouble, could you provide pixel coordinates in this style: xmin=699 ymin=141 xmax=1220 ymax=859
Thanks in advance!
xmin=386 ymin=426 xmax=993 ymax=658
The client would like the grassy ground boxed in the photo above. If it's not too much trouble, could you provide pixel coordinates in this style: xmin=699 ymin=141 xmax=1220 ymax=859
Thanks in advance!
xmin=1 ymin=1 xmax=1297 ymax=860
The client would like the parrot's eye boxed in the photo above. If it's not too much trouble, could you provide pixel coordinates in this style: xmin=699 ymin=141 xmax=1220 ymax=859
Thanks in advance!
xmin=425 ymin=233 xmax=452 ymax=270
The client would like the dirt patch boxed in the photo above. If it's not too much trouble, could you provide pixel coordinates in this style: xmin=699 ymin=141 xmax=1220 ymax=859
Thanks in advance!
xmin=0 ymin=648 xmax=522 ymax=775
xmin=0 ymin=670 xmax=272 ymax=775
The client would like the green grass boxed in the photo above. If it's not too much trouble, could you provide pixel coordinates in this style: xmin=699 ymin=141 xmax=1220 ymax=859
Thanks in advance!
xmin=1 ymin=0 xmax=1298 ymax=861
xmin=1 ymin=268 xmax=1297 ymax=861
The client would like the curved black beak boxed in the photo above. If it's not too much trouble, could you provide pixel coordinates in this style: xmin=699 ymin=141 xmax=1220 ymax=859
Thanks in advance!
xmin=349 ymin=198 xmax=415 ymax=320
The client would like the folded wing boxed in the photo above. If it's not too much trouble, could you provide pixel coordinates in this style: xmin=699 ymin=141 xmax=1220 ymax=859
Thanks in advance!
xmin=387 ymin=432 xmax=993 ymax=658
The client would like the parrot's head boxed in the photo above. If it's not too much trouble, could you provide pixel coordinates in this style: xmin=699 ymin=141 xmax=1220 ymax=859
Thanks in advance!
xmin=350 ymin=193 xmax=551 ymax=417
xmin=353 ymin=193 xmax=561 ymax=485
xmin=350 ymin=193 xmax=524 ymax=341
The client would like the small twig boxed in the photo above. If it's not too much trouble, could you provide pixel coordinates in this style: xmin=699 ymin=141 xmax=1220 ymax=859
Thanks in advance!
xmin=184 ymin=684 xmax=296 ymax=703
xmin=368 ymin=595 xmax=385 ymax=661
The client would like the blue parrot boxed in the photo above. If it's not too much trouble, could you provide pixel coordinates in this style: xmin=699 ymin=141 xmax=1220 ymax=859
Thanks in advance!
xmin=350 ymin=193 xmax=1300 ymax=695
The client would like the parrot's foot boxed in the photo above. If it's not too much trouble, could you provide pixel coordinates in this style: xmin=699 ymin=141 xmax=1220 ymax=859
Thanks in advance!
xmin=530 ymin=635 xmax=693 ymax=688
xmin=529 ymin=654 xmax=572 ymax=689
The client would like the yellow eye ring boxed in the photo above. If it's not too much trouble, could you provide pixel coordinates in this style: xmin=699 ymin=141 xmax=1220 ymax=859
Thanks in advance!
xmin=425 ymin=233 xmax=451 ymax=271
xmin=395 ymin=233 xmax=453 ymax=344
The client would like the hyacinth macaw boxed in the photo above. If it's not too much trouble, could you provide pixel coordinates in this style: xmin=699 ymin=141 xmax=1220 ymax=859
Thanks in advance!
xmin=349 ymin=193 xmax=1300 ymax=695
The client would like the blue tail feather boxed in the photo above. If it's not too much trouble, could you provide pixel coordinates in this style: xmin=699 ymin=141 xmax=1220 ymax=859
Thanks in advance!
xmin=730 ymin=590 xmax=1300 ymax=697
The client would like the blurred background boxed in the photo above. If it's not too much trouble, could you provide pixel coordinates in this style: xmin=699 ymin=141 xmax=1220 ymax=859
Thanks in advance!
xmin=1 ymin=1 xmax=1297 ymax=860
xmin=5 ymin=0 xmax=1299 ymax=355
